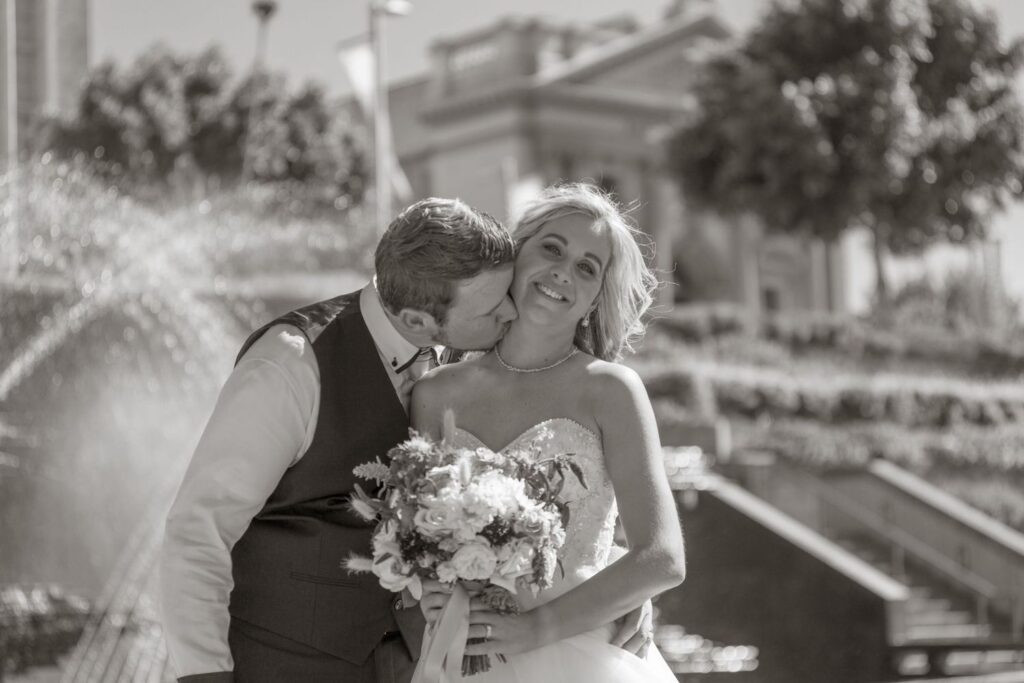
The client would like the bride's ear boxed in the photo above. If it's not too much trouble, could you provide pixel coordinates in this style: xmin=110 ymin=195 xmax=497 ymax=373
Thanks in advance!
xmin=397 ymin=307 xmax=440 ymax=336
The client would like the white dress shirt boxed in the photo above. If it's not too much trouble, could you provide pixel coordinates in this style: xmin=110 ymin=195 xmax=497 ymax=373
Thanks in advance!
xmin=160 ymin=282 xmax=434 ymax=678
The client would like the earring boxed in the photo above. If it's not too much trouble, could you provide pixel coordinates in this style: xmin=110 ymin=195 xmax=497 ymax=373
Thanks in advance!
xmin=580 ymin=314 xmax=590 ymax=328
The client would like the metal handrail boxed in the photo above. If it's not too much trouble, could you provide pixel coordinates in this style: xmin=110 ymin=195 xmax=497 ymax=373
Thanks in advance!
xmin=822 ymin=492 xmax=998 ymax=599
xmin=789 ymin=468 xmax=1000 ymax=605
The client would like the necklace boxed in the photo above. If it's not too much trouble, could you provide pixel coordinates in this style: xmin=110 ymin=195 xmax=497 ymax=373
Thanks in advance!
xmin=494 ymin=344 xmax=578 ymax=373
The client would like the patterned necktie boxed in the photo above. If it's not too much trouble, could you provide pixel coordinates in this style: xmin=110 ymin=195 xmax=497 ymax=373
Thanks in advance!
xmin=439 ymin=348 xmax=464 ymax=365
xmin=395 ymin=348 xmax=439 ymax=412
xmin=394 ymin=347 xmax=439 ymax=376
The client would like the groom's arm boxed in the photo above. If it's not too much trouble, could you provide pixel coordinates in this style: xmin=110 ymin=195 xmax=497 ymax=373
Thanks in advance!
xmin=160 ymin=326 xmax=318 ymax=682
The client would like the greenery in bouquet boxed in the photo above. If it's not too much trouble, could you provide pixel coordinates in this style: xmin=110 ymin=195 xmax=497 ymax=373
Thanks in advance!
xmin=344 ymin=422 xmax=585 ymax=674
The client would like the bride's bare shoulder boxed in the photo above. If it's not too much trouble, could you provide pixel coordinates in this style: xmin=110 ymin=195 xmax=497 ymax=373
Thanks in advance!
xmin=577 ymin=356 xmax=647 ymax=413
xmin=413 ymin=352 xmax=491 ymax=400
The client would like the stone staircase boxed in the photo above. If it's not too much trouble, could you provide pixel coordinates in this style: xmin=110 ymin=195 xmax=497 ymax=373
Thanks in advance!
xmin=836 ymin=534 xmax=997 ymax=644
xmin=835 ymin=533 xmax=1024 ymax=677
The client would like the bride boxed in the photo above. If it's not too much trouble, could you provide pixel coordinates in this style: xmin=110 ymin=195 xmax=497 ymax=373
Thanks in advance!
xmin=410 ymin=183 xmax=685 ymax=681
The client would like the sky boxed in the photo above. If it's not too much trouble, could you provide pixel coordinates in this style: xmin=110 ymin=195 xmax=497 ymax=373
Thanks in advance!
xmin=89 ymin=0 xmax=1024 ymax=306
xmin=89 ymin=1 xmax=766 ymax=94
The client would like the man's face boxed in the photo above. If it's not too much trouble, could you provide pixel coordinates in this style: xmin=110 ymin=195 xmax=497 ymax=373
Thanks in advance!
xmin=437 ymin=265 xmax=517 ymax=350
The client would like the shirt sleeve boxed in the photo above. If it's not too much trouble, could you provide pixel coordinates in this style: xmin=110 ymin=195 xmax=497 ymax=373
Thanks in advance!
xmin=159 ymin=325 xmax=319 ymax=678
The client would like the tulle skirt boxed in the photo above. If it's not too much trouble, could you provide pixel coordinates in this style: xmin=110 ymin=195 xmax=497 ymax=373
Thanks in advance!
xmin=448 ymin=623 xmax=677 ymax=682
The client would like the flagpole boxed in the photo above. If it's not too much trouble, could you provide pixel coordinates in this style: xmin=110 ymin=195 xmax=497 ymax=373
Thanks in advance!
xmin=368 ymin=0 xmax=412 ymax=233
xmin=3 ymin=0 xmax=18 ymax=280
xmin=370 ymin=1 xmax=389 ymax=233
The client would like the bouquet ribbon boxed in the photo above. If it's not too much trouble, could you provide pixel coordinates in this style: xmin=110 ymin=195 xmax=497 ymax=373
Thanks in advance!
xmin=412 ymin=583 xmax=471 ymax=683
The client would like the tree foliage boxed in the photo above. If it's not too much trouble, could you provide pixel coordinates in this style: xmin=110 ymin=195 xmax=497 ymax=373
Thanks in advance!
xmin=35 ymin=45 xmax=367 ymax=204
xmin=668 ymin=0 xmax=1024 ymax=296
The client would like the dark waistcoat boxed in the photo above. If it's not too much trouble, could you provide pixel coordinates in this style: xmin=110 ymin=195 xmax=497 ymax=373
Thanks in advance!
xmin=228 ymin=291 xmax=411 ymax=664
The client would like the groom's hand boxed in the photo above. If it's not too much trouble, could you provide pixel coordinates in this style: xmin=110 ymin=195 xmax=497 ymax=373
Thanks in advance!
xmin=610 ymin=599 xmax=654 ymax=658
xmin=418 ymin=578 xmax=453 ymax=624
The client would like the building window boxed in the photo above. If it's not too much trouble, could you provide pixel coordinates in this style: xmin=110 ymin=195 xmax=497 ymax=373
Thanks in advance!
xmin=762 ymin=286 xmax=781 ymax=312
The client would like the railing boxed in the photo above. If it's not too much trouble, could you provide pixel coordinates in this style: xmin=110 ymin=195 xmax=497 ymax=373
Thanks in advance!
xmin=863 ymin=460 xmax=1024 ymax=642
xmin=771 ymin=464 xmax=1000 ymax=636
xmin=815 ymin=477 xmax=999 ymax=631
xmin=731 ymin=451 xmax=1024 ymax=641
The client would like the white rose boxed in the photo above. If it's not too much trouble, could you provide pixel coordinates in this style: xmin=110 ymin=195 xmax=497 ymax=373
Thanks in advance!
xmin=450 ymin=543 xmax=498 ymax=581
xmin=372 ymin=555 xmax=413 ymax=592
xmin=413 ymin=502 xmax=463 ymax=538
xmin=436 ymin=561 xmax=458 ymax=584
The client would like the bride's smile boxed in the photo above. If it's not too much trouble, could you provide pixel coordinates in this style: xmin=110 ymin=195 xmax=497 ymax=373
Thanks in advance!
xmin=511 ymin=213 xmax=612 ymax=326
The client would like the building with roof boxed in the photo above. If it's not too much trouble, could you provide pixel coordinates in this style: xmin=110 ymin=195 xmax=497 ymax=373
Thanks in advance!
xmin=387 ymin=0 xmax=848 ymax=313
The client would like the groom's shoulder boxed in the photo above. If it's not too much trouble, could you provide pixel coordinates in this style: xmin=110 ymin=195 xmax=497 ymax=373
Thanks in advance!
xmin=236 ymin=291 xmax=360 ymax=365
xmin=280 ymin=290 xmax=362 ymax=343
xmin=240 ymin=323 xmax=315 ymax=366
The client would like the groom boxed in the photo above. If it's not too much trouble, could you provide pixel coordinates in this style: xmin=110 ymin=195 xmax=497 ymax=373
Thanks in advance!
xmin=160 ymin=197 xmax=650 ymax=682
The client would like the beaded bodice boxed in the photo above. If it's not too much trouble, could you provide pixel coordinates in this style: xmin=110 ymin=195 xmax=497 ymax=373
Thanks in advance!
xmin=451 ymin=418 xmax=618 ymax=609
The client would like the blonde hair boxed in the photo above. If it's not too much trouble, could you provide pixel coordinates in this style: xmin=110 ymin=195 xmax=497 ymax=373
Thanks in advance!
xmin=512 ymin=183 xmax=657 ymax=361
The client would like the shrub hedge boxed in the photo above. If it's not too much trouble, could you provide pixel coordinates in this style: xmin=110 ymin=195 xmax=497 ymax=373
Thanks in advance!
xmin=651 ymin=304 xmax=1024 ymax=377
xmin=639 ymin=362 xmax=1024 ymax=430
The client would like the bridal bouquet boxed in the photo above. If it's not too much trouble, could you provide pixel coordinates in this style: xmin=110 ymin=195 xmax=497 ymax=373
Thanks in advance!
xmin=345 ymin=415 xmax=583 ymax=678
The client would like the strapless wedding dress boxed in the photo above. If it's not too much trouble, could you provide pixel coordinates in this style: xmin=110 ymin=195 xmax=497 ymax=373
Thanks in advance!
xmin=446 ymin=418 xmax=677 ymax=682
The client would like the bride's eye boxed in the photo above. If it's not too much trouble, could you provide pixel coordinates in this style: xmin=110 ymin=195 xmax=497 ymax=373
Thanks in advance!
xmin=543 ymin=243 xmax=562 ymax=256
xmin=578 ymin=261 xmax=596 ymax=276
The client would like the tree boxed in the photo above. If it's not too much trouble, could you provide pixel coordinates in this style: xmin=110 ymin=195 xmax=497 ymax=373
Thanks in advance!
xmin=668 ymin=0 xmax=1024 ymax=300
xmin=35 ymin=45 xmax=368 ymax=204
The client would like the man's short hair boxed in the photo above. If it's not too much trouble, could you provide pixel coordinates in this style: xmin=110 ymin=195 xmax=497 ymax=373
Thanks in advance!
xmin=375 ymin=197 xmax=516 ymax=323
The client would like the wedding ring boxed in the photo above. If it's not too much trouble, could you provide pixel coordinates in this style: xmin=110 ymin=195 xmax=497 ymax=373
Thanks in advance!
xmin=484 ymin=624 xmax=493 ymax=640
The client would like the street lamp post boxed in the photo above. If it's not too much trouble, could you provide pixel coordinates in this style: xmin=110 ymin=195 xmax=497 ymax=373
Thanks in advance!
xmin=369 ymin=0 xmax=411 ymax=231
xmin=242 ymin=0 xmax=277 ymax=182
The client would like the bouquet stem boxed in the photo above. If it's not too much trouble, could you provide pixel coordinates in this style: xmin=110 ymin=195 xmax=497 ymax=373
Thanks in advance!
xmin=462 ymin=643 xmax=491 ymax=676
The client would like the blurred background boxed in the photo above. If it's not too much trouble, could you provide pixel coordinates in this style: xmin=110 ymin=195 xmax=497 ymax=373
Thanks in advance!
xmin=3 ymin=0 xmax=1024 ymax=681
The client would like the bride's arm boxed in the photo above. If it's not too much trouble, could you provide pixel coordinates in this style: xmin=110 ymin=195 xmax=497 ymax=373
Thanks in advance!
xmin=466 ymin=362 xmax=686 ymax=655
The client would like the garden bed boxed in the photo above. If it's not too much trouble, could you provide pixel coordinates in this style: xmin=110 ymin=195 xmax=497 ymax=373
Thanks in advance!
xmin=632 ymin=315 xmax=1024 ymax=532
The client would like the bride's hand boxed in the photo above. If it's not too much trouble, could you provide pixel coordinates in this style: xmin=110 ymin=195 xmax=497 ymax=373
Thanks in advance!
xmin=463 ymin=598 xmax=548 ymax=657
xmin=418 ymin=578 xmax=453 ymax=624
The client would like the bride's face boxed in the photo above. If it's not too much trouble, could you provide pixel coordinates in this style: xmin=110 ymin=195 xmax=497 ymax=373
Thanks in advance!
xmin=511 ymin=213 xmax=612 ymax=328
